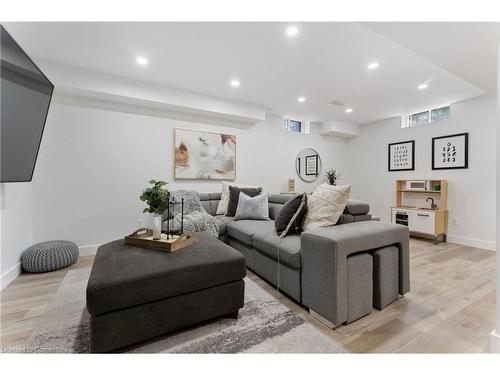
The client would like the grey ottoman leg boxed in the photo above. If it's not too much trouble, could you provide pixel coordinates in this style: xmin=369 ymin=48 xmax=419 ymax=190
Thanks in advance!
xmin=373 ymin=246 xmax=399 ymax=310
xmin=346 ymin=253 xmax=373 ymax=323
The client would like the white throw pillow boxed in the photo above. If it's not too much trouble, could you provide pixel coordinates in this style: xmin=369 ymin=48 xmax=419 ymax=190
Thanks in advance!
xmin=303 ymin=184 xmax=351 ymax=230
xmin=216 ymin=181 xmax=261 ymax=215
xmin=234 ymin=192 xmax=269 ymax=221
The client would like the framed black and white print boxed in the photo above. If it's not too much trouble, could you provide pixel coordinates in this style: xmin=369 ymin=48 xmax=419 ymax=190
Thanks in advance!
xmin=432 ymin=133 xmax=468 ymax=170
xmin=305 ymin=155 xmax=319 ymax=176
xmin=388 ymin=140 xmax=415 ymax=171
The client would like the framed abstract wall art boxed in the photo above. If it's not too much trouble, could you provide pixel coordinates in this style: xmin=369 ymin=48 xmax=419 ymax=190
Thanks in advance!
xmin=432 ymin=132 xmax=468 ymax=170
xmin=388 ymin=140 xmax=415 ymax=171
xmin=174 ymin=129 xmax=236 ymax=180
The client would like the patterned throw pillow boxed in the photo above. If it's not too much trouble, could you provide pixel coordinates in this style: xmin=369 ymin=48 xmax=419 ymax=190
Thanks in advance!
xmin=303 ymin=184 xmax=351 ymax=230
xmin=234 ymin=193 xmax=269 ymax=221
xmin=226 ymin=186 xmax=262 ymax=217
xmin=274 ymin=193 xmax=307 ymax=237
xmin=216 ymin=182 xmax=261 ymax=215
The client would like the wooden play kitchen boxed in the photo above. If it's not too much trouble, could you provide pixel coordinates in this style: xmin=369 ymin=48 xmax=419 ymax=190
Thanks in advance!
xmin=391 ymin=179 xmax=448 ymax=243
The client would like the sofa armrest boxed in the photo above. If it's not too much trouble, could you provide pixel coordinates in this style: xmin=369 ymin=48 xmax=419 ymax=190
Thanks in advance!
xmin=300 ymin=221 xmax=409 ymax=326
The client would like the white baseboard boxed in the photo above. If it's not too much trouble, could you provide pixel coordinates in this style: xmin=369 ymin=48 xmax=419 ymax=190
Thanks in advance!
xmin=490 ymin=330 xmax=500 ymax=353
xmin=79 ymin=244 xmax=99 ymax=256
xmin=447 ymin=235 xmax=496 ymax=251
xmin=1 ymin=262 xmax=21 ymax=291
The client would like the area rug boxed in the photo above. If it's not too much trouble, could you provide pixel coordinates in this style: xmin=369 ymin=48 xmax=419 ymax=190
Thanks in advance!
xmin=25 ymin=268 xmax=344 ymax=353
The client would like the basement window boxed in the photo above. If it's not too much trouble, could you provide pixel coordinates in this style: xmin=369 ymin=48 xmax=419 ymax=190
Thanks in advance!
xmin=402 ymin=105 xmax=450 ymax=128
xmin=283 ymin=118 xmax=302 ymax=133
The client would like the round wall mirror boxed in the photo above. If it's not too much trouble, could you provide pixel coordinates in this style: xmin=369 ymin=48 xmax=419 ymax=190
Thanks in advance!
xmin=296 ymin=148 xmax=322 ymax=182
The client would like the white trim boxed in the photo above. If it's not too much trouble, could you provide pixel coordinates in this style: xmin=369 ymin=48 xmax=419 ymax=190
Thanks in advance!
xmin=490 ymin=330 xmax=500 ymax=353
xmin=79 ymin=244 xmax=99 ymax=256
xmin=447 ymin=234 xmax=496 ymax=251
xmin=1 ymin=262 xmax=21 ymax=290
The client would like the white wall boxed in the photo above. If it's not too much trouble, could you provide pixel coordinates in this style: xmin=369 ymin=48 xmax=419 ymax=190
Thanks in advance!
xmin=0 ymin=182 xmax=33 ymax=289
xmin=30 ymin=101 xmax=348 ymax=250
xmin=344 ymin=95 xmax=497 ymax=250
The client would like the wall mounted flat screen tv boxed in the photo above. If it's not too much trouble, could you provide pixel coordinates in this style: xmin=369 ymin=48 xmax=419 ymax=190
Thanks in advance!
xmin=1 ymin=25 xmax=53 ymax=182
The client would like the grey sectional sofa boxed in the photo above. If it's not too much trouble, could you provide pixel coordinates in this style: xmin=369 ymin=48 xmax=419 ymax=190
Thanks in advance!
xmin=166 ymin=192 xmax=410 ymax=328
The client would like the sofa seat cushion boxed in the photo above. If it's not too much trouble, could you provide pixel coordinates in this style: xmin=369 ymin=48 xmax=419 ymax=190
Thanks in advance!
xmin=214 ymin=215 xmax=235 ymax=236
xmin=225 ymin=220 xmax=275 ymax=246
xmin=253 ymin=232 xmax=301 ymax=268
xmin=86 ymin=233 xmax=246 ymax=316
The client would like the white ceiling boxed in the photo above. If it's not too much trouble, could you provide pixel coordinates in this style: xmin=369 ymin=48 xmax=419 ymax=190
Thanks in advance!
xmin=362 ymin=22 xmax=498 ymax=95
xmin=3 ymin=22 xmax=497 ymax=124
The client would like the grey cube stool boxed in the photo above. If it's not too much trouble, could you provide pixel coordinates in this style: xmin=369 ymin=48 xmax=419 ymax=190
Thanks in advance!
xmin=346 ymin=253 xmax=373 ymax=323
xmin=373 ymin=246 xmax=399 ymax=310
xmin=22 ymin=240 xmax=79 ymax=273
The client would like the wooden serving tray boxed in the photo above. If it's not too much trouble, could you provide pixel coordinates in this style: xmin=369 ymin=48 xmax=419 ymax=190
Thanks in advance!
xmin=124 ymin=228 xmax=199 ymax=252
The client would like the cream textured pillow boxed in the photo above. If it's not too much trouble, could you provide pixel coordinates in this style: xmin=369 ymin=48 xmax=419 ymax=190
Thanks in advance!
xmin=303 ymin=184 xmax=351 ymax=231
xmin=216 ymin=181 xmax=260 ymax=215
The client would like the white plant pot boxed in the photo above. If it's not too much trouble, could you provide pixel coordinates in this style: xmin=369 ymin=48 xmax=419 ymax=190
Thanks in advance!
xmin=152 ymin=213 xmax=162 ymax=240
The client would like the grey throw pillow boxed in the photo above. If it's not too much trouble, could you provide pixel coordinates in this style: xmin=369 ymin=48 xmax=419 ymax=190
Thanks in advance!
xmin=234 ymin=192 xmax=269 ymax=221
xmin=274 ymin=193 xmax=307 ymax=237
xmin=227 ymin=186 xmax=262 ymax=216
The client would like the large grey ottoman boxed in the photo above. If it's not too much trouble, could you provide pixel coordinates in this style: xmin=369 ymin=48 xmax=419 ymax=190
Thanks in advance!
xmin=346 ymin=253 xmax=373 ymax=323
xmin=373 ymin=246 xmax=399 ymax=310
xmin=86 ymin=233 xmax=246 ymax=353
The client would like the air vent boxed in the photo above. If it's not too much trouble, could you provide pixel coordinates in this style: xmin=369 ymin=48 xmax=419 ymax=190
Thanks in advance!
xmin=329 ymin=100 xmax=345 ymax=106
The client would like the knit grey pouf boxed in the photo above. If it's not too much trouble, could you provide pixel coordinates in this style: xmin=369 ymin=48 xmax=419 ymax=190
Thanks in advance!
xmin=22 ymin=240 xmax=79 ymax=273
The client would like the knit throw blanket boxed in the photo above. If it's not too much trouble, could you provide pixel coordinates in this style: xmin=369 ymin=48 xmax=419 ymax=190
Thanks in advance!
xmin=167 ymin=190 xmax=219 ymax=238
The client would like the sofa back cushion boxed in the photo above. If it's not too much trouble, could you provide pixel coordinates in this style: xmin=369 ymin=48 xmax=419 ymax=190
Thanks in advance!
xmin=199 ymin=193 xmax=222 ymax=216
xmin=268 ymin=194 xmax=294 ymax=220
xmin=197 ymin=191 xmax=369 ymax=223
xmin=344 ymin=199 xmax=370 ymax=216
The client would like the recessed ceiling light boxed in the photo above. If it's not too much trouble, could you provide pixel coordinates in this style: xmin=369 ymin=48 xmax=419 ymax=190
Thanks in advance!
xmin=286 ymin=26 xmax=299 ymax=37
xmin=418 ymin=83 xmax=429 ymax=90
xmin=367 ymin=61 xmax=379 ymax=70
xmin=345 ymin=108 xmax=353 ymax=113
xmin=297 ymin=96 xmax=306 ymax=103
xmin=136 ymin=56 xmax=148 ymax=66
xmin=230 ymin=79 xmax=240 ymax=87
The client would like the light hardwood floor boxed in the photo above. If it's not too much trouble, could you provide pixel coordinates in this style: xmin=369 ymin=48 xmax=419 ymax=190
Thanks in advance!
xmin=0 ymin=238 xmax=496 ymax=353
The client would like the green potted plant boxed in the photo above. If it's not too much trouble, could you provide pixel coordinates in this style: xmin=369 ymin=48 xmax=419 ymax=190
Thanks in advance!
xmin=325 ymin=169 xmax=342 ymax=186
xmin=140 ymin=179 xmax=170 ymax=239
